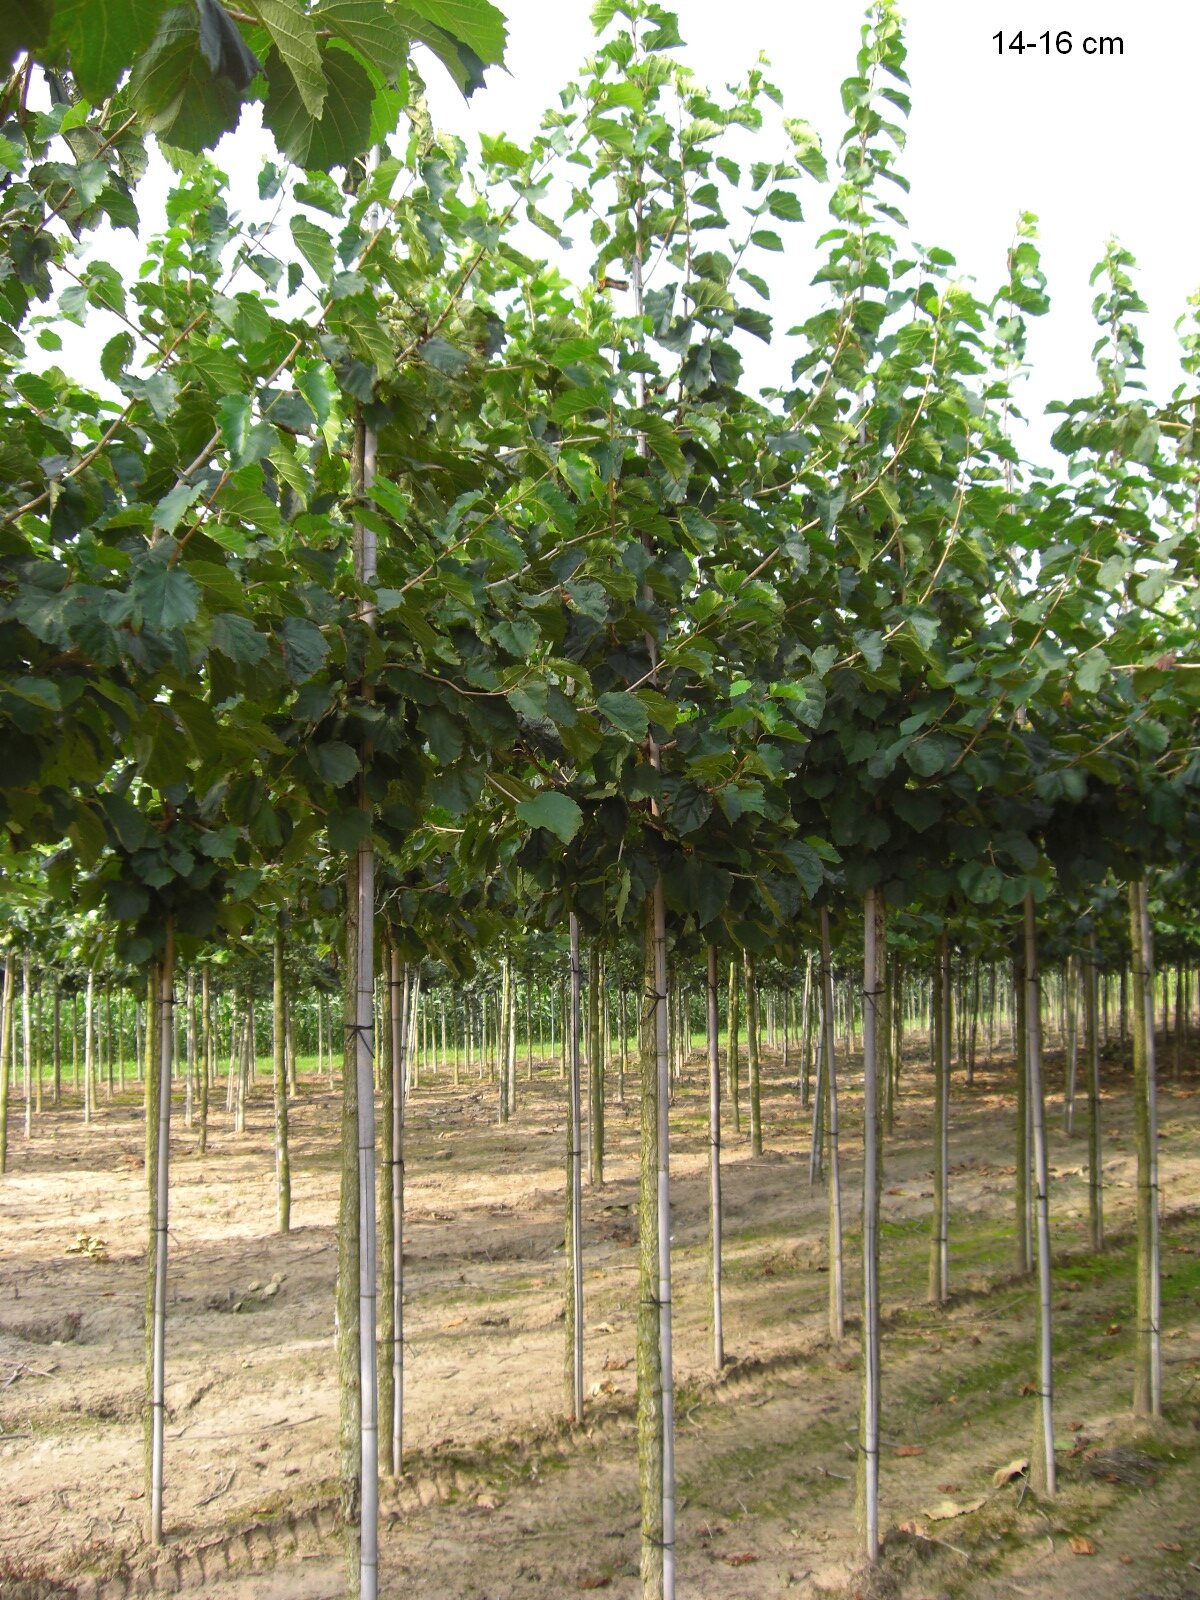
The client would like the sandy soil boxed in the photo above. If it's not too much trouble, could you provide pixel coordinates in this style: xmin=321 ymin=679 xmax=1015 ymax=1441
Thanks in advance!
xmin=1 ymin=1024 xmax=1198 ymax=1600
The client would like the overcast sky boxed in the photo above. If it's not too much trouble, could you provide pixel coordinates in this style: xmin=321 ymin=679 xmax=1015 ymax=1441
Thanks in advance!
xmin=51 ymin=2 xmax=1200 ymax=468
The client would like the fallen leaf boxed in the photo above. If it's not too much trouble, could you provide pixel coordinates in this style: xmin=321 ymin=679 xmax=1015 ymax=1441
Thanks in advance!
xmin=580 ymin=1578 xmax=612 ymax=1590
xmin=1119 ymin=1555 xmax=1133 ymax=1565
xmin=1104 ymin=1324 xmax=1121 ymax=1337
xmin=895 ymin=1445 xmax=925 ymax=1458
xmin=992 ymin=1457 xmax=1029 ymax=1486
xmin=725 ymin=1552 xmax=758 ymax=1567
xmin=1157 ymin=1542 xmax=1183 ymax=1553
xmin=602 ymin=1356 xmax=631 ymax=1372
xmin=1070 ymin=1537 xmax=1097 ymax=1556
xmin=921 ymin=1497 xmax=985 ymax=1522
xmin=592 ymin=1322 xmax=615 ymax=1335
xmin=441 ymin=1316 xmax=468 ymax=1330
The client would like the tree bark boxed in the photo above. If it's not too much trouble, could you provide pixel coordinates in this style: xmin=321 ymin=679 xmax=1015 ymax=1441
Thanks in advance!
xmin=1129 ymin=880 xmax=1162 ymax=1417
xmin=705 ymin=945 xmax=724 ymax=1372
xmin=745 ymin=951 xmax=762 ymax=1156
xmin=856 ymin=890 xmax=882 ymax=1561
xmin=149 ymin=924 xmax=175 ymax=1543
xmin=566 ymin=915 xmax=584 ymax=1420
xmin=1024 ymin=894 xmax=1056 ymax=1498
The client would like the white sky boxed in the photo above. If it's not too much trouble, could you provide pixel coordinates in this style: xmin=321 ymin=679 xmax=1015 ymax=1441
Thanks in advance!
xmin=45 ymin=2 xmax=1200 ymax=467
xmin=423 ymin=0 xmax=1200 ymax=461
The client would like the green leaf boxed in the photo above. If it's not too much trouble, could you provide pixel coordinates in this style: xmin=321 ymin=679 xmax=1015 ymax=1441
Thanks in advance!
xmin=311 ymin=739 xmax=360 ymax=784
xmin=211 ymin=612 xmax=268 ymax=665
xmin=315 ymin=0 xmax=409 ymax=79
xmin=290 ymin=214 xmax=335 ymax=281
xmin=48 ymin=0 xmax=168 ymax=101
xmin=130 ymin=6 xmax=244 ymax=153
xmin=597 ymin=691 xmax=648 ymax=741
xmin=153 ymin=480 xmax=205 ymax=533
xmin=515 ymin=790 xmax=583 ymax=843
xmin=249 ymin=0 xmax=325 ymax=115
xmin=765 ymin=188 xmax=803 ymax=222
xmin=279 ymin=615 xmax=329 ymax=682
xmin=398 ymin=0 xmax=505 ymax=64
xmin=264 ymin=40 xmax=373 ymax=168
xmin=132 ymin=545 xmax=200 ymax=630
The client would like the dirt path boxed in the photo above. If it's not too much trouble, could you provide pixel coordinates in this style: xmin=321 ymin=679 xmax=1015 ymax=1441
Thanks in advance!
xmin=1 ymin=1034 xmax=1198 ymax=1598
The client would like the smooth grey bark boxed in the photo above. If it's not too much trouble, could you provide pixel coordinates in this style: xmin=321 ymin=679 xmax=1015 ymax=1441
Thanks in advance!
xmin=705 ymin=945 xmax=724 ymax=1371
xmin=1024 ymin=894 xmax=1056 ymax=1498
xmin=856 ymin=890 xmax=882 ymax=1560
xmin=819 ymin=909 xmax=844 ymax=1340
xmin=149 ymin=924 xmax=175 ymax=1544
xmin=566 ymin=915 xmax=584 ymax=1420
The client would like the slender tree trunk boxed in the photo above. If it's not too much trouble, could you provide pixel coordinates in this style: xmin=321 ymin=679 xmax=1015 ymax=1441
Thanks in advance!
xmin=391 ymin=952 xmax=406 ymax=1471
xmin=184 ymin=971 xmax=195 ymax=1130
xmin=566 ymin=915 xmax=584 ymax=1420
xmin=0 ymin=952 xmax=13 ymax=1174
xmin=930 ymin=933 xmax=950 ymax=1303
xmin=798 ymin=954 xmax=813 ymax=1105
xmin=1063 ymin=956 xmax=1079 ymax=1135
xmin=1013 ymin=954 xmax=1031 ymax=1275
xmin=1023 ymin=894 xmax=1056 ymax=1498
xmin=274 ymin=925 xmax=291 ymax=1233
xmin=588 ymin=943 xmax=603 ymax=1186
xmin=379 ymin=949 xmax=395 ymax=1475
xmin=149 ymin=923 xmax=175 ymax=1543
xmin=638 ymin=882 xmax=675 ymax=1599
xmin=83 ymin=968 xmax=95 ymax=1125
xmin=198 ymin=967 xmax=210 ymax=1155
xmin=1084 ymin=937 xmax=1103 ymax=1251
xmin=726 ymin=960 xmax=740 ymax=1136
xmin=705 ymin=946 xmax=724 ymax=1372
xmin=745 ymin=952 xmax=762 ymax=1156
xmin=1129 ymin=880 xmax=1162 ymax=1418
xmin=857 ymin=889 xmax=882 ymax=1561
xmin=819 ymin=909 xmax=844 ymax=1341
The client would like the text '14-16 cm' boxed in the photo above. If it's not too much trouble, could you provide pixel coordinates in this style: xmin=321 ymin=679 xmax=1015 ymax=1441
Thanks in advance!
xmin=993 ymin=31 xmax=1124 ymax=56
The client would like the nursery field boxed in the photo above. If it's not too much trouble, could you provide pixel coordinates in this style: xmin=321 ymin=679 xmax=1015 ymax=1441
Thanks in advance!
xmin=3 ymin=1035 xmax=1198 ymax=1600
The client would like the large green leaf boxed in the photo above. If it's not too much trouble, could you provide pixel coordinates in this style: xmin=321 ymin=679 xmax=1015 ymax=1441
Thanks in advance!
xmin=516 ymin=790 xmax=583 ymax=844
xmin=264 ymin=39 xmax=372 ymax=168
xmin=398 ymin=0 xmax=505 ymax=64
xmin=48 ymin=0 xmax=169 ymax=100
xmin=129 ymin=6 xmax=243 ymax=152
xmin=248 ymin=0 xmax=325 ymax=115
xmin=315 ymin=0 xmax=409 ymax=80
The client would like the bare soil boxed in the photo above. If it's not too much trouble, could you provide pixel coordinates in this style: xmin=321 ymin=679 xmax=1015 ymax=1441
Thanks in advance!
xmin=1 ymin=1027 xmax=1198 ymax=1600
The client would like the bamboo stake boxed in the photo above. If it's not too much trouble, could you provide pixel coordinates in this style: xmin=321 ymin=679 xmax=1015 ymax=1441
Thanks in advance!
xmin=1084 ymin=935 xmax=1103 ymax=1251
xmin=1129 ymin=880 xmax=1162 ymax=1417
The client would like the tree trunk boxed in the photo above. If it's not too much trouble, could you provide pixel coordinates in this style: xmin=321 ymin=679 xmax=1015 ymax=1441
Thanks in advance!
xmin=1013 ymin=954 xmax=1031 ymax=1275
xmin=566 ymin=915 xmax=584 ymax=1420
xmin=929 ymin=931 xmax=950 ymax=1303
xmin=638 ymin=883 xmax=675 ymax=1599
xmin=856 ymin=889 xmax=882 ymax=1561
xmin=1084 ymin=937 xmax=1104 ymax=1251
xmin=745 ymin=951 xmax=762 ymax=1156
xmin=705 ymin=945 xmax=724 ymax=1372
xmin=1023 ymin=894 xmax=1056 ymax=1498
xmin=819 ymin=909 xmax=844 ymax=1341
xmin=1129 ymin=880 xmax=1162 ymax=1418
xmin=726 ymin=959 xmax=740 ymax=1136
xmin=274 ymin=925 xmax=291 ymax=1233
xmin=588 ymin=943 xmax=603 ymax=1186
xmin=0 ymin=952 xmax=12 ymax=1174
xmin=149 ymin=923 xmax=175 ymax=1543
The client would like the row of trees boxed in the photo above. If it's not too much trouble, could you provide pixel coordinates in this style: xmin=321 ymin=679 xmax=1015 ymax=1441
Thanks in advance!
xmin=2 ymin=0 xmax=1197 ymax=1595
